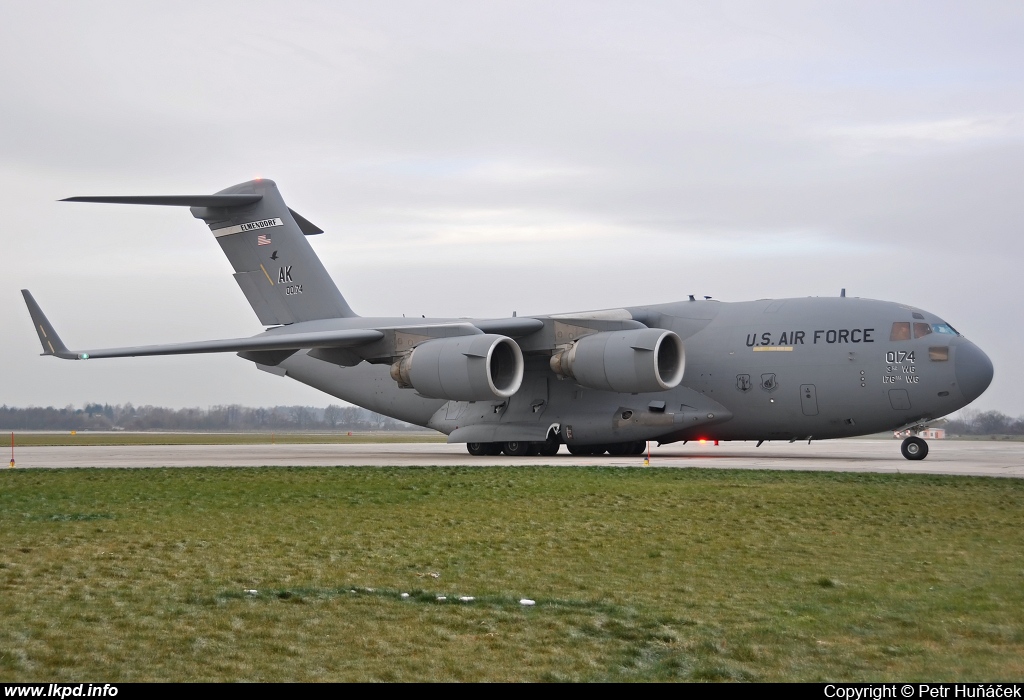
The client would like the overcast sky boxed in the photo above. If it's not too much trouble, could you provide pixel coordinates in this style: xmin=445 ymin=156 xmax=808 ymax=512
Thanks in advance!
xmin=2 ymin=1 xmax=1022 ymax=415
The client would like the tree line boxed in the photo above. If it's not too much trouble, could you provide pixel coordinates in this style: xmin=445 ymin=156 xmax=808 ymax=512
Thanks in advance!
xmin=2 ymin=403 xmax=1019 ymax=436
xmin=0 ymin=403 xmax=418 ymax=432
xmin=941 ymin=409 xmax=1024 ymax=436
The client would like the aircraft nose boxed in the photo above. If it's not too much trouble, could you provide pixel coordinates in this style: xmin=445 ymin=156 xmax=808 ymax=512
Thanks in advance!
xmin=955 ymin=341 xmax=994 ymax=403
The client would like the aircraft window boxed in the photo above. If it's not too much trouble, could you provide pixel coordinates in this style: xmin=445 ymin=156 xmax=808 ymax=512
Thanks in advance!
xmin=929 ymin=347 xmax=949 ymax=361
xmin=932 ymin=323 xmax=959 ymax=336
xmin=913 ymin=323 xmax=932 ymax=339
xmin=890 ymin=322 xmax=911 ymax=341
xmin=912 ymin=312 xmax=925 ymax=320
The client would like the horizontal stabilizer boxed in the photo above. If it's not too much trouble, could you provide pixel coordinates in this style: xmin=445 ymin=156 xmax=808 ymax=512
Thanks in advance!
xmin=288 ymin=208 xmax=323 ymax=235
xmin=61 ymin=195 xmax=324 ymax=236
xmin=61 ymin=194 xmax=262 ymax=207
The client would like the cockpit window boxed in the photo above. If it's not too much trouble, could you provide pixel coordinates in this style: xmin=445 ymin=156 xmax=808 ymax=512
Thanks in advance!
xmin=892 ymin=321 xmax=960 ymax=340
xmin=890 ymin=322 xmax=911 ymax=341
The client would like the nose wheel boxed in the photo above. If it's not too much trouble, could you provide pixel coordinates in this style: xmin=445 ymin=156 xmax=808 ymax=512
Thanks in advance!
xmin=900 ymin=436 xmax=929 ymax=460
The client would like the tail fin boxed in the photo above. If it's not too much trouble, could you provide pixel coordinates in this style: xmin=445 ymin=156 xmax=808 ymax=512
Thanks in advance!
xmin=64 ymin=179 xmax=356 ymax=325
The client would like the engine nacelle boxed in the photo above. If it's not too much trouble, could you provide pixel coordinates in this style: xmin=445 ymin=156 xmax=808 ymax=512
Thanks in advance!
xmin=549 ymin=328 xmax=684 ymax=393
xmin=390 ymin=334 xmax=524 ymax=401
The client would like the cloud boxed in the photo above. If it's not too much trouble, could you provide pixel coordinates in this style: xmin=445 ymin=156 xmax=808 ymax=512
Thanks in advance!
xmin=1 ymin=2 xmax=1022 ymax=413
xmin=818 ymin=116 xmax=1023 ymax=156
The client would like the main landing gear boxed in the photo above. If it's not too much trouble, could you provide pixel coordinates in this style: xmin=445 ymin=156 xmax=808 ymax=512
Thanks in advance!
xmin=900 ymin=436 xmax=929 ymax=461
xmin=466 ymin=439 xmax=561 ymax=457
xmin=466 ymin=440 xmax=647 ymax=457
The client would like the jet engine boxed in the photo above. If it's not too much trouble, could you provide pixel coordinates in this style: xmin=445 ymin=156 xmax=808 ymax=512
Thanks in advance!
xmin=549 ymin=328 xmax=684 ymax=393
xmin=390 ymin=334 xmax=524 ymax=401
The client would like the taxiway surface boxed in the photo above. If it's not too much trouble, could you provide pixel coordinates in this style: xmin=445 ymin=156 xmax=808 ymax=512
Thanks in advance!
xmin=8 ymin=439 xmax=1024 ymax=477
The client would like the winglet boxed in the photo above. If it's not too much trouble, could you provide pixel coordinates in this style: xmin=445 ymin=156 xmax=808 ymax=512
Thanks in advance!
xmin=21 ymin=290 xmax=77 ymax=359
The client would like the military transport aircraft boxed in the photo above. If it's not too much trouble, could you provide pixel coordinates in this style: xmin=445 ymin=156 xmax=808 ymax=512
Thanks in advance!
xmin=22 ymin=179 xmax=993 ymax=460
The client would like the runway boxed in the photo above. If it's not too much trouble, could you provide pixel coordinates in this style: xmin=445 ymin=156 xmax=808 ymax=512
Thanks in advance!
xmin=8 ymin=438 xmax=1024 ymax=477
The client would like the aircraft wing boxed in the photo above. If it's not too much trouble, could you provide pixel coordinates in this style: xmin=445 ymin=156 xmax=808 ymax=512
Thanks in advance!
xmin=21 ymin=289 xmax=382 ymax=360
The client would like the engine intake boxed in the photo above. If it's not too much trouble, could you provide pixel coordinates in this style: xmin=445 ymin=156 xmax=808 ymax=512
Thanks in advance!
xmin=549 ymin=328 xmax=684 ymax=393
xmin=390 ymin=334 xmax=524 ymax=401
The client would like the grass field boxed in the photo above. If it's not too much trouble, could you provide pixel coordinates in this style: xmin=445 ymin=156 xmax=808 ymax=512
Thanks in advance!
xmin=1 ymin=466 xmax=1022 ymax=682
xmin=6 ymin=432 xmax=446 ymax=447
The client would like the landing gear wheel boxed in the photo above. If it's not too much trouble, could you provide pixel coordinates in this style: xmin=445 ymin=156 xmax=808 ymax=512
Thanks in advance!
xmin=466 ymin=442 xmax=489 ymax=456
xmin=606 ymin=443 xmax=630 ymax=456
xmin=537 ymin=439 xmax=560 ymax=457
xmin=567 ymin=444 xmax=598 ymax=456
xmin=630 ymin=441 xmax=647 ymax=456
xmin=503 ymin=441 xmax=531 ymax=457
xmin=901 ymin=436 xmax=929 ymax=460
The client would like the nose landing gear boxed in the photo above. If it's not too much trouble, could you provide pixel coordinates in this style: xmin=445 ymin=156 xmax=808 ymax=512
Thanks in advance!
xmin=900 ymin=436 xmax=929 ymax=460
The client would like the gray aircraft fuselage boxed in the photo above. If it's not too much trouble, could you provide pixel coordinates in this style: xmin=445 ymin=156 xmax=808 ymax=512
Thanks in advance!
xmin=270 ymin=296 xmax=992 ymax=447
xmin=24 ymin=178 xmax=994 ymax=459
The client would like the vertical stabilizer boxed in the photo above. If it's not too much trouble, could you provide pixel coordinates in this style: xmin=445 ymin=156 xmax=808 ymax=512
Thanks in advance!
xmin=190 ymin=179 xmax=356 ymax=325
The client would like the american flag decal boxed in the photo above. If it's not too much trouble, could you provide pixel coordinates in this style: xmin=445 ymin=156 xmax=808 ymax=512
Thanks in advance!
xmin=257 ymin=234 xmax=272 ymax=246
